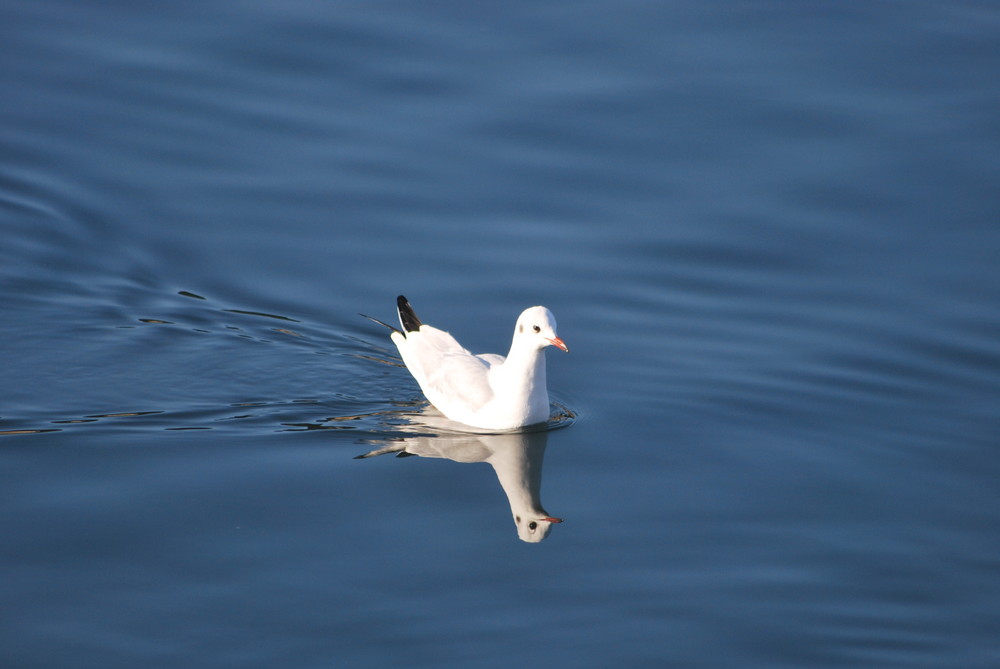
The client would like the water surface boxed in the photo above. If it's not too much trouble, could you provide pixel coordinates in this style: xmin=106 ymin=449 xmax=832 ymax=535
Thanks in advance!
xmin=2 ymin=1 xmax=999 ymax=667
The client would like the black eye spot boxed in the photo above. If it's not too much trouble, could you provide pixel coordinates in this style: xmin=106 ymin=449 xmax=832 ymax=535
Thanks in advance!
xmin=528 ymin=521 xmax=538 ymax=531
xmin=532 ymin=325 xmax=541 ymax=333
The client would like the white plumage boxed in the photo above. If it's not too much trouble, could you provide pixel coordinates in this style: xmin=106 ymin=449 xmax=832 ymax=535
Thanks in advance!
xmin=374 ymin=296 xmax=569 ymax=431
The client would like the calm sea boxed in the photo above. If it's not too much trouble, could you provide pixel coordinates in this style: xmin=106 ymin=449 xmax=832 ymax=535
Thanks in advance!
xmin=2 ymin=2 xmax=999 ymax=667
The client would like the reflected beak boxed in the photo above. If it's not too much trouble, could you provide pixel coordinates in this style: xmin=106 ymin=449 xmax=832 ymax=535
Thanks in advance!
xmin=542 ymin=516 xmax=563 ymax=523
xmin=548 ymin=337 xmax=569 ymax=352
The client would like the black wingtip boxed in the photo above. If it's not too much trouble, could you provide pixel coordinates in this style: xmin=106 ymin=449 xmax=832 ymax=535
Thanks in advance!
xmin=396 ymin=295 xmax=422 ymax=333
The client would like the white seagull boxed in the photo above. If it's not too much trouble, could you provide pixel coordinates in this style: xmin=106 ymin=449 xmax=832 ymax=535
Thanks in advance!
xmin=366 ymin=296 xmax=569 ymax=431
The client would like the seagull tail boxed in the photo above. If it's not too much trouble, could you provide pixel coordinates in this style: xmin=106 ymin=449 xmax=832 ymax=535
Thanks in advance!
xmin=358 ymin=313 xmax=402 ymax=335
xmin=396 ymin=295 xmax=423 ymax=334
xmin=354 ymin=443 xmax=407 ymax=459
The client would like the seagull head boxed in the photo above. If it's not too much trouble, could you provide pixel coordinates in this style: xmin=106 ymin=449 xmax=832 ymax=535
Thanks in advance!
xmin=515 ymin=306 xmax=569 ymax=352
xmin=514 ymin=512 xmax=563 ymax=543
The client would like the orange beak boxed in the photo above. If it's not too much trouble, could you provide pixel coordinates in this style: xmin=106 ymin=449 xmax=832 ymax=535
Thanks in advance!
xmin=542 ymin=516 xmax=563 ymax=523
xmin=548 ymin=337 xmax=569 ymax=352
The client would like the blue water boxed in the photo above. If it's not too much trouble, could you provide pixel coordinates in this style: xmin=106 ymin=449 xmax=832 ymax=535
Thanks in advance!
xmin=3 ymin=1 xmax=999 ymax=667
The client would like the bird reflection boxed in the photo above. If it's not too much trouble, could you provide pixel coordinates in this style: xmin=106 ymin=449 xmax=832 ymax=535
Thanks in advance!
xmin=356 ymin=423 xmax=562 ymax=543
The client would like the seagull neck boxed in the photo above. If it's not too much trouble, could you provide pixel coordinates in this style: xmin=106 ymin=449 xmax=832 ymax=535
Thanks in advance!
xmin=489 ymin=437 xmax=549 ymax=519
xmin=500 ymin=341 xmax=546 ymax=387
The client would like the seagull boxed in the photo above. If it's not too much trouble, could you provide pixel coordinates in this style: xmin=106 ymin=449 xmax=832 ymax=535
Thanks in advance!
xmin=364 ymin=296 xmax=568 ymax=431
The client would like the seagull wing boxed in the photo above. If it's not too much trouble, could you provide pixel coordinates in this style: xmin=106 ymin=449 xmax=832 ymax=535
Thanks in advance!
xmin=392 ymin=325 xmax=496 ymax=414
